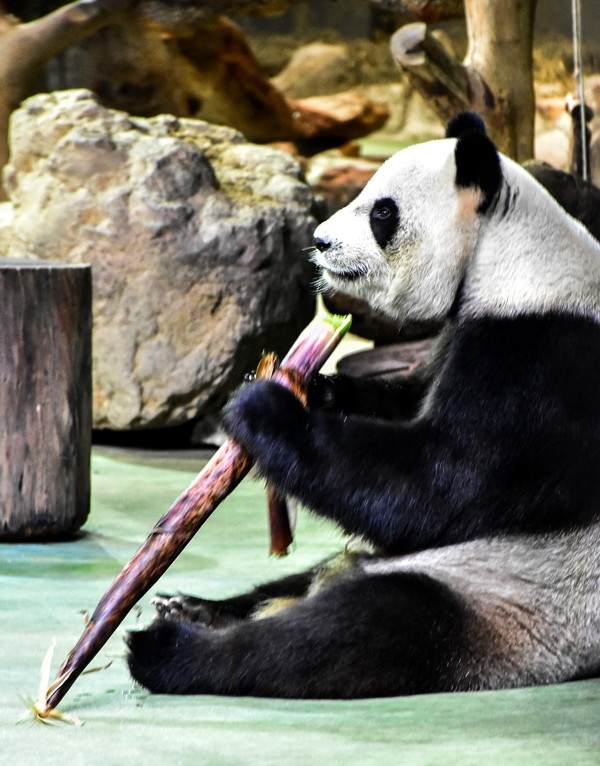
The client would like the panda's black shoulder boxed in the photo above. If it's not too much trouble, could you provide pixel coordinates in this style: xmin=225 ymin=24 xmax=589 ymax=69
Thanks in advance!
xmin=429 ymin=311 xmax=600 ymax=532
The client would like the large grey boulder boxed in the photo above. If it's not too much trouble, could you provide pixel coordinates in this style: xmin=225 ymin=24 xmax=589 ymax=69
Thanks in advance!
xmin=1 ymin=90 xmax=316 ymax=430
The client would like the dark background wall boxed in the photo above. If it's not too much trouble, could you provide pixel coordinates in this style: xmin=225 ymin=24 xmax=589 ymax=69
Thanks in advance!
xmin=536 ymin=0 xmax=600 ymax=41
xmin=7 ymin=1 xmax=600 ymax=42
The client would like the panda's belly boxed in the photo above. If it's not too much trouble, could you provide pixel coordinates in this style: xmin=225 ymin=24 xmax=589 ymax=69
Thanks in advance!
xmin=362 ymin=523 xmax=600 ymax=686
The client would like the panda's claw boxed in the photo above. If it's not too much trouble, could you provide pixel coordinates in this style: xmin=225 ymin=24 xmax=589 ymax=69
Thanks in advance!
xmin=150 ymin=594 xmax=213 ymax=625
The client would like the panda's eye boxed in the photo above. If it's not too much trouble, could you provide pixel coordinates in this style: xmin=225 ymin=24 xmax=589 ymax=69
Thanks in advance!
xmin=373 ymin=205 xmax=392 ymax=220
xmin=369 ymin=197 xmax=399 ymax=249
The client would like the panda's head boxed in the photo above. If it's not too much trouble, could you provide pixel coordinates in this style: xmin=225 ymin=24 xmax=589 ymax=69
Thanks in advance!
xmin=312 ymin=113 xmax=502 ymax=325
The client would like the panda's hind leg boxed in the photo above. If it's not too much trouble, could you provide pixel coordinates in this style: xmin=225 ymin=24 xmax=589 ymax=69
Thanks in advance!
xmin=127 ymin=571 xmax=471 ymax=698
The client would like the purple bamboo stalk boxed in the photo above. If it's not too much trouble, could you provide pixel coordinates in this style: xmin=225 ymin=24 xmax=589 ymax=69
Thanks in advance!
xmin=43 ymin=311 xmax=351 ymax=714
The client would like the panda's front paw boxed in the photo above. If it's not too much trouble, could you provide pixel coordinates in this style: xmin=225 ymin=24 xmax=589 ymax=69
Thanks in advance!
xmin=222 ymin=380 xmax=309 ymax=464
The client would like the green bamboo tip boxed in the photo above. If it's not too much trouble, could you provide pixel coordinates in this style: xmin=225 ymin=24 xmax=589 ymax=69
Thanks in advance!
xmin=320 ymin=311 xmax=353 ymax=336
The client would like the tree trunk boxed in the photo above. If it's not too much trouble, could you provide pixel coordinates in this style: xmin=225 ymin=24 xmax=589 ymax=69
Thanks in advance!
xmin=0 ymin=261 xmax=92 ymax=541
xmin=463 ymin=0 xmax=536 ymax=161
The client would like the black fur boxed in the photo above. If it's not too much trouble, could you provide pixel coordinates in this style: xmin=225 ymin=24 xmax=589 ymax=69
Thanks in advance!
xmin=369 ymin=197 xmax=400 ymax=249
xmin=308 ymin=368 xmax=429 ymax=420
xmin=446 ymin=111 xmax=503 ymax=213
xmin=445 ymin=111 xmax=487 ymax=139
xmin=220 ymin=313 xmax=600 ymax=554
xmin=127 ymin=312 xmax=600 ymax=697
xmin=127 ymin=571 xmax=471 ymax=698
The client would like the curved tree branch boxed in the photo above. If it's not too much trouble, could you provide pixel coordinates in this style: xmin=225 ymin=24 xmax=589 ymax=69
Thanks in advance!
xmin=390 ymin=0 xmax=537 ymax=161
xmin=0 ymin=0 xmax=138 ymax=197
xmin=391 ymin=22 xmax=494 ymax=124
xmin=369 ymin=0 xmax=463 ymax=22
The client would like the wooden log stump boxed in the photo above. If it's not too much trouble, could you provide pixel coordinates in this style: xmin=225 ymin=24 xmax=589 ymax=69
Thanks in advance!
xmin=0 ymin=260 xmax=92 ymax=541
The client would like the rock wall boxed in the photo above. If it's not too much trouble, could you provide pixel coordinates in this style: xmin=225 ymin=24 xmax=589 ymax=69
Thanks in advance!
xmin=0 ymin=90 xmax=316 ymax=430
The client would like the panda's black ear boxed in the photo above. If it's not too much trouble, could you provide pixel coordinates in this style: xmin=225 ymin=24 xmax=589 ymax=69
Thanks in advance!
xmin=445 ymin=111 xmax=487 ymax=139
xmin=448 ymin=112 xmax=502 ymax=213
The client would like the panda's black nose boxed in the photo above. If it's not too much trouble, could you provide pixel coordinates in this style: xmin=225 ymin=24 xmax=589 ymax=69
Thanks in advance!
xmin=314 ymin=236 xmax=331 ymax=252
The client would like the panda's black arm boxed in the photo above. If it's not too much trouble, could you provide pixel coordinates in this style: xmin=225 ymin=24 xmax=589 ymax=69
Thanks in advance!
xmin=222 ymin=379 xmax=480 ymax=552
xmin=224 ymin=312 xmax=600 ymax=552
xmin=308 ymin=330 xmax=450 ymax=420
xmin=308 ymin=371 xmax=428 ymax=420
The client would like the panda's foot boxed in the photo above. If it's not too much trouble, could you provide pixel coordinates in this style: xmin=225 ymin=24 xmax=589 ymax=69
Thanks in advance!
xmin=126 ymin=620 xmax=206 ymax=694
xmin=151 ymin=594 xmax=213 ymax=625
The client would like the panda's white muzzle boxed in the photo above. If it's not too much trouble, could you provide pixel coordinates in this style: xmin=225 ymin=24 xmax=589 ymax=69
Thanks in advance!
xmin=312 ymin=233 xmax=368 ymax=283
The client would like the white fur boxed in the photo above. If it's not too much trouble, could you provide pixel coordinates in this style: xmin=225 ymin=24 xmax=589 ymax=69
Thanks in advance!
xmin=464 ymin=157 xmax=600 ymax=320
xmin=313 ymin=139 xmax=600 ymax=326
xmin=363 ymin=523 xmax=600 ymax=686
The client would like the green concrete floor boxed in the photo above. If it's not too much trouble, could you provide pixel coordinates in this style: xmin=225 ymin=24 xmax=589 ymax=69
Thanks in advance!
xmin=2 ymin=448 xmax=599 ymax=765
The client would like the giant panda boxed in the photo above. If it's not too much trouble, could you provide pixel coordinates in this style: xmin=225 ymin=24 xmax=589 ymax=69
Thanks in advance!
xmin=126 ymin=112 xmax=600 ymax=698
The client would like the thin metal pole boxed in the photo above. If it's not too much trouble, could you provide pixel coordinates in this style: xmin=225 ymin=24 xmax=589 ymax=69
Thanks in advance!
xmin=572 ymin=0 xmax=589 ymax=180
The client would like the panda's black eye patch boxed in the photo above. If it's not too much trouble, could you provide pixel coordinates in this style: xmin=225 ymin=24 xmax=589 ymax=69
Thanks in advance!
xmin=369 ymin=197 xmax=399 ymax=249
